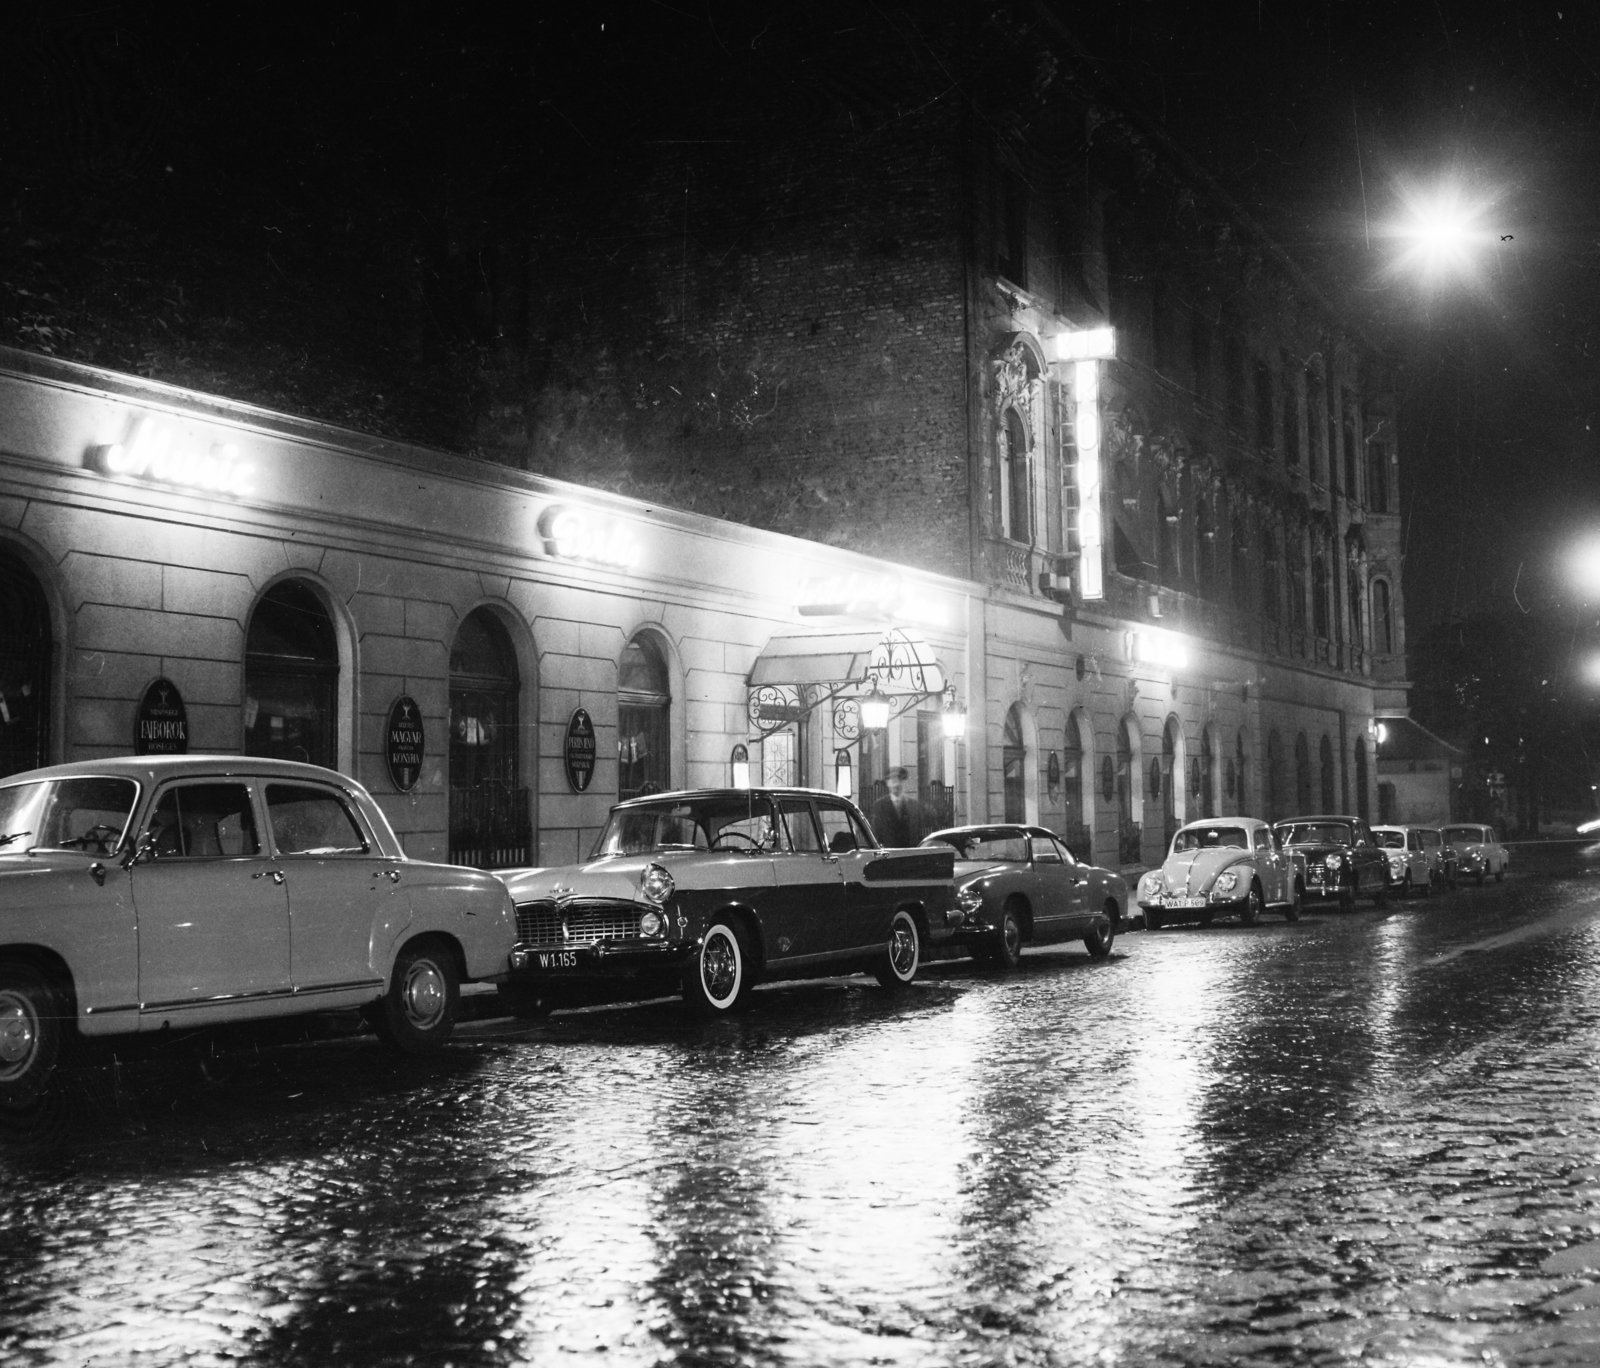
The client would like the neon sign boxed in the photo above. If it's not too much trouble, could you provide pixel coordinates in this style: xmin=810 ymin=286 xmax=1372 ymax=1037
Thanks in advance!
xmin=90 ymin=414 xmax=257 ymax=499
xmin=538 ymin=504 xmax=641 ymax=572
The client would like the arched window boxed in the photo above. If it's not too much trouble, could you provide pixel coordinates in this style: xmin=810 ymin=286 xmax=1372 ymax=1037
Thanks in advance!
xmin=1355 ymin=739 xmax=1371 ymax=820
xmin=449 ymin=609 xmax=527 ymax=868
xmin=245 ymin=580 xmax=338 ymax=768
xmin=1062 ymin=713 xmax=1087 ymax=857
xmin=1267 ymin=730 xmax=1284 ymax=821
xmin=1003 ymin=704 xmax=1027 ymax=823
xmin=1002 ymin=408 xmax=1031 ymax=543
xmin=1373 ymin=579 xmax=1394 ymax=654
xmin=0 ymin=547 xmax=51 ymax=778
xmin=1319 ymin=734 xmax=1336 ymax=810
xmin=1295 ymin=732 xmax=1312 ymax=812
xmin=619 ymin=634 xmax=671 ymax=800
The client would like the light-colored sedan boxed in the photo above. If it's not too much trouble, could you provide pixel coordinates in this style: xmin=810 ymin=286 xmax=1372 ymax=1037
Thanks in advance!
xmin=1373 ymin=825 xmax=1436 ymax=895
xmin=0 ymin=756 xmax=516 ymax=1107
xmin=1137 ymin=817 xmax=1303 ymax=928
xmin=1442 ymin=823 xmax=1510 ymax=884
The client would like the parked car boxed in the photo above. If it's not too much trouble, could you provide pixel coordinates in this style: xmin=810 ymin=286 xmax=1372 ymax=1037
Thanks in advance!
xmin=919 ymin=824 xmax=1125 ymax=967
xmin=1273 ymin=815 xmax=1390 ymax=910
xmin=1442 ymin=823 xmax=1509 ymax=884
xmin=0 ymin=756 xmax=517 ymax=1107
xmin=1372 ymin=825 xmax=1435 ymax=895
xmin=500 ymin=788 xmax=954 ymax=1015
xmin=1136 ymin=817 xmax=1303 ymax=928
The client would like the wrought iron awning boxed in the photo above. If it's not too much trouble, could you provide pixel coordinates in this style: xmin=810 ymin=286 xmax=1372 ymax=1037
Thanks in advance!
xmin=746 ymin=629 xmax=949 ymax=740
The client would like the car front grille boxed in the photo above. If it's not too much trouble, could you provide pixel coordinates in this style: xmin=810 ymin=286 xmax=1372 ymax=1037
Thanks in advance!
xmin=515 ymin=898 xmax=641 ymax=946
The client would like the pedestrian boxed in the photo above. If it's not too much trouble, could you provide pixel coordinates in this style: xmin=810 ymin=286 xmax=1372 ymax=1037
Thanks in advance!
xmin=870 ymin=766 xmax=924 ymax=847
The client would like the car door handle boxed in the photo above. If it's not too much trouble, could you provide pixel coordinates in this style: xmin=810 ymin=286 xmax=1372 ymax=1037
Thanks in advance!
xmin=372 ymin=869 xmax=400 ymax=883
xmin=252 ymin=869 xmax=285 ymax=885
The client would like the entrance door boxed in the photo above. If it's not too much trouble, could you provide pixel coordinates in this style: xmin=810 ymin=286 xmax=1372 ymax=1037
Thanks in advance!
xmin=131 ymin=781 xmax=291 ymax=1023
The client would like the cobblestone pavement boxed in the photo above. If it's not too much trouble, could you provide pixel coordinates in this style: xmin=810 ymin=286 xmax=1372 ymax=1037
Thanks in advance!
xmin=7 ymin=845 xmax=1600 ymax=1366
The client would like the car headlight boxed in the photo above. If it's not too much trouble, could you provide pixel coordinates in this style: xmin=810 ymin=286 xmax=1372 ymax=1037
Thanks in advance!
xmin=1211 ymin=871 xmax=1238 ymax=898
xmin=638 ymin=909 xmax=665 ymax=937
xmin=1324 ymin=853 xmax=1344 ymax=871
xmin=640 ymin=863 xmax=675 ymax=905
xmin=957 ymin=885 xmax=984 ymax=915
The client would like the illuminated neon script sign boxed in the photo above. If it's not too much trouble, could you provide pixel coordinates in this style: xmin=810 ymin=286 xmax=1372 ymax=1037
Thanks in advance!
xmin=538 ymin=503 xmax=642 ymax=572
xmin=89 ymin=414 xmax=258 ymax=499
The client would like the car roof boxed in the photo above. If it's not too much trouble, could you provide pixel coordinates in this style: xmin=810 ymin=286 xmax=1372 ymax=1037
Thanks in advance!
xmin=0 ymin=754 xmax=366 ymax=787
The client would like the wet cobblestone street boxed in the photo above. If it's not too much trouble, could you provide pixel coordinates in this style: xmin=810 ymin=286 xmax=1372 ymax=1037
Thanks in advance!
xmin=8 ymin=847 xmax=1600 ymax=1366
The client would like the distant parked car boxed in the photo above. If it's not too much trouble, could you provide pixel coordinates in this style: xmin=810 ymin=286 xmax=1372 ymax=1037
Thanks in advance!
xmin=1273 ymin=815 xmax=1390 ymax=911
xmin=1442 ymin=823 xmax=1509 ymax=884
xmin=920 ymin=824 xmax=1125 ymax=967
xmin=1137 ymin=817 xmax=1303 ymax=928
xmin=501 ymin=788 xmax=954 ymax=1015
xmin=0 ymin=756 xmax=517 ymax=1108
xmin=1372 ymin=825 xmax=1436 ymax=895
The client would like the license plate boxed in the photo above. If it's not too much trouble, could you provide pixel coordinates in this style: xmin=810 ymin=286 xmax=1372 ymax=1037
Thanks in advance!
xmin=535 ymin=950 xmax=580 ymax=969
xmin=1161 ymin=896 xmax=1207 ymax=909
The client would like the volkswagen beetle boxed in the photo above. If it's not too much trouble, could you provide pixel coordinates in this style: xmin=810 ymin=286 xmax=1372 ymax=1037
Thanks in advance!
xmin=1136 ymin=817 xmax=1302 ymax=928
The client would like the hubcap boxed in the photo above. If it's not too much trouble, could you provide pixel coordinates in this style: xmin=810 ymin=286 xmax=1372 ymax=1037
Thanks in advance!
xmin=889 ymin=918 xmax=917 ymax=976
xmin=402 ymin=961 xmax=447 ymax=1029
xmin=702 ymin=930 xmax=739 ymax=1005
xmin=0 ymin=992 xmax=39 ymax=1076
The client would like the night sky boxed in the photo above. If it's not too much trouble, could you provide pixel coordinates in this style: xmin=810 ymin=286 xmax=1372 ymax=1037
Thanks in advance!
xmin=2 ymin=1 xmax=1597 ymax=629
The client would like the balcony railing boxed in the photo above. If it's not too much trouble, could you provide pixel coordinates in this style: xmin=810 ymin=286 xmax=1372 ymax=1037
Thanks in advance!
xmin=449 ymin=786 xmax=533 ymax=869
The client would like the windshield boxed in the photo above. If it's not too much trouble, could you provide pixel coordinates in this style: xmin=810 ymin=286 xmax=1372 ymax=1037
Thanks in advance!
xmin=1373 ymin=830 xmax=1406 ymax=849
xmin=1442 ymin=826 xmax=1487 ymax=844
xmin=591 ymin=797 xmax=778 ymax=858
xmin=1277 ymin=822 xmax=1352 ymax=847
xmin=0 ymin=776 xmax=140 ymax=855
xmin=924 ymin=831 xmax=1028 ymax=862
xmin=1172 ymin=826 xmax=1248 ymax=853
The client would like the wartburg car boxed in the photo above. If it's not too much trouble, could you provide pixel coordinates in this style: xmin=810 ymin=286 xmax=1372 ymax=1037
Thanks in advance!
xmin=1273 ymin=815 xmax=1389 ymax=910
xmin=500 ymin=788 xmax=954 ymax=1015
xmin=919 ymin=823 xmax=1125 ymax=967
xmin=1136 ymin=817 xmax=1303 ymax=928
xmin=0 ymin=756 xmax=516 ymax=1108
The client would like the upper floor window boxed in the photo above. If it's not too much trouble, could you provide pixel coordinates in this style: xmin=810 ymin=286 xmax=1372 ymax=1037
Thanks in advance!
xmin=1001 ymin=408 xmax=1031 ymax=544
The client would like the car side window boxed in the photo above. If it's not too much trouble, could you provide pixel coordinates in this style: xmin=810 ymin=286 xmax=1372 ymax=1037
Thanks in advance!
xmin=815 ymin=802 xmax=874 ymax=853
xmin=266 ymin=784 xmax=370 ymax=855
xmin=147 ymin=784 xmax=260 ymax=859
xmin=1032 ymin=836 xmax=1062 ymax=865
xmin=777 ymin=799 xmax=822 ymax=853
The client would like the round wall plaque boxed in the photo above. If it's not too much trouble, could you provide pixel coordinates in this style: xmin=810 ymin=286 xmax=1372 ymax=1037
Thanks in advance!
xmin=564 ymin=707 xmax=596 ymax=792
xmin=134 ymin=677 xmax=188 ymax=755
xmin=385 ymin=695 xmax=425 ymax=792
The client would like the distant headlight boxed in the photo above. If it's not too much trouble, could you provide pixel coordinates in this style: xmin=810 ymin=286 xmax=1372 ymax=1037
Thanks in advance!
xmin=638 ymin=909 xmax=665 ymax=937
xmin=957 ymin=885 xmax=984 ymax=915
xmin=640 ymin=863 xmax=675 ymax=905
xmin=1211 ymin=871 xmax=1239 ymax=898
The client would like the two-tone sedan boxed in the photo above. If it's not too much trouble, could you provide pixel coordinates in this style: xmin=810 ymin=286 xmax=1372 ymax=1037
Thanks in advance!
xmin=1136 ymin=817 xmax=1302 ymax=928
xmin=919 ymin=824 xmax=1125 ymax=968
xmin=0 ymin=756 xmax=516 ymax=1108
xmin=500 ymin=788 xmax=954 ymax=1015
xmin=1442 ymin=823 xmax=1509 ymax=884
xmin=1274 ymin=815 xmax=1390 ymax=910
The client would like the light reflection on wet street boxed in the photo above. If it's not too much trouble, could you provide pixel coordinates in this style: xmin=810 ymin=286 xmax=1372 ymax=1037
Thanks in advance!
xmin=10 ymin=848 xmax=1600 ymax=1365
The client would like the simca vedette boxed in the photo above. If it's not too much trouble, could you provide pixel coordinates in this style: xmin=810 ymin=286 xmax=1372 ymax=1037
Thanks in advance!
xmin=500 ymin=788 xmax=954 ymax=1016
xmin=1136 ymin=817 xmax=1302 ymax=928
xmin=0 ymin=756 xmax=517 ymax=1108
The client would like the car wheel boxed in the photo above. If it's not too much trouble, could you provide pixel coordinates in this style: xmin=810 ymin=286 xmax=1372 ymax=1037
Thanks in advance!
xmin=684 ymin=919 xmax=756 ymax=1015
xmin=874 ymin=909 xmax=922 ymax=989
xmin=371 ymin=939 xmax=460 ymax=1054
xmin=1083 ymin=903 xmax=1117 ymax=958
xmin=1145 ymin=907 xmax=1165 ymax=931
xmin=0 ymin=963 xmax=63 ymax=1109
xmin=1240 ymin=882 xmax=1262 ymax=926
xmin=989 ymin=902 xmax=1024 ymax=970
